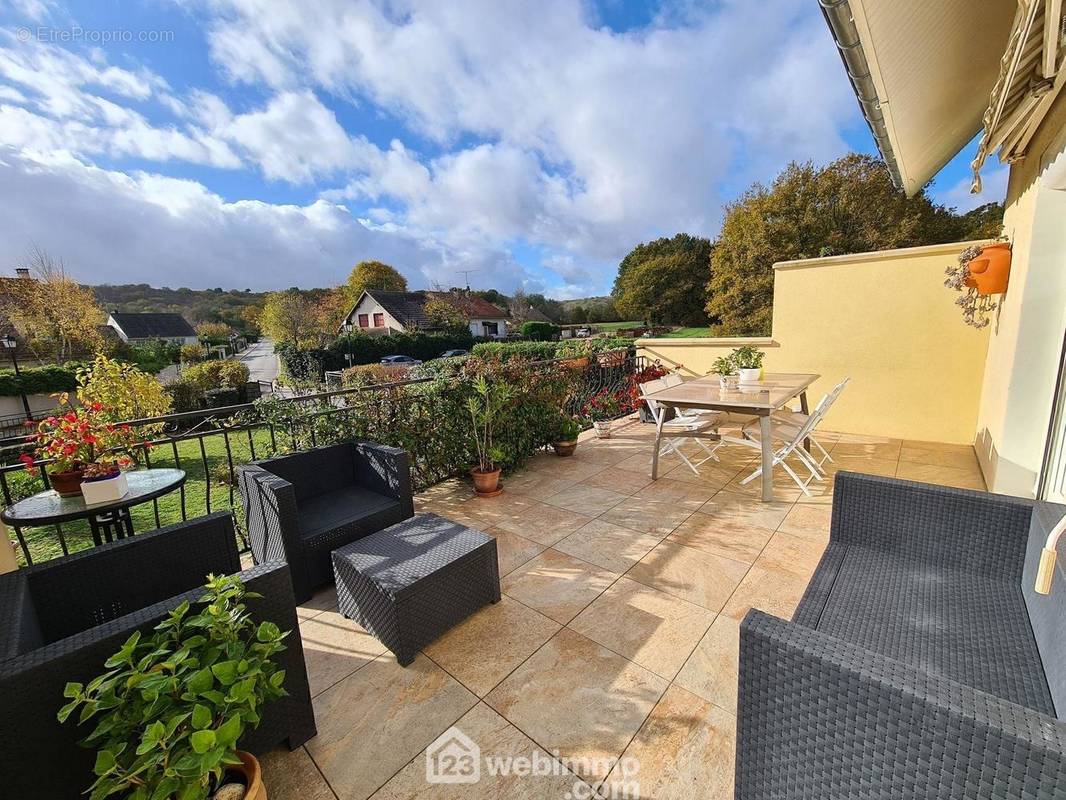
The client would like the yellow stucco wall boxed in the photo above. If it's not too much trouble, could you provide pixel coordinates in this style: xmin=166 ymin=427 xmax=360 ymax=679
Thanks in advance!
xmin=638 ymin=241 xmax=991 ymax=444
xmin=974 ymin=90 xmax=1066 ymax=497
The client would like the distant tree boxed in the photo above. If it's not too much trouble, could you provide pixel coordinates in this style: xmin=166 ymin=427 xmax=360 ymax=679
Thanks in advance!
xmin=958 ymin=202 xmax=1005 ymax=239
xmin=423 ymin=296 xmax=469 ymax=334
xmin=525 ymin=293 xmax=566 ymax=322
xmin=313 ymin=287 xmax=351 ymax=343
xmin=472 ymin=288 xmax=506 ymax=305
xmin=345 ymin=261 xmax=407 ymax=303
xmin=259 ymin=289 xmax=318 ymax=348
xmin=508 ymin=288 xmax=532 ymax=325
xmin=4 ymin=247 xmax=105 ymax=363
xmin=570 ymin=305 xmax=589 ymax=324
xmin=708 ymin=154 xmax=990 ymax=334
xmin=587 ymin=299 xmax=620 ymax=323
xmin=195 ymin=321 xmax=231 ymax=341
xmin=614 ymin=234 xmax=713 ymax=326
xmin=521 ymin=321 xmax=559 ymax=341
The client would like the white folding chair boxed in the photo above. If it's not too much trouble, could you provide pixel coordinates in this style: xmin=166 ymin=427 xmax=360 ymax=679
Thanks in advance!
xmin=726 ymin=394 xmax=832 ymax=496
xmin=640 ymin=378 xmax=724 ymax=475
xmin=767 ymin=377 xmax=850 ymax=469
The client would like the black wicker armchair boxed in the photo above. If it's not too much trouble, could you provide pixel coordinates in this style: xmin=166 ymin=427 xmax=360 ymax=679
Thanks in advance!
xmin=736 ymin=472 xmax=1066 ymax=799
xmin=238 ymin=441 xmax=414 ymax=603
xmin=0 ymin=512 xmax=316 ymax=799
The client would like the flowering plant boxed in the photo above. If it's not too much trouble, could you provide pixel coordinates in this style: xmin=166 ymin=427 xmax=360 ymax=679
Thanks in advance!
xmin=582 ymin=389 xmax=624 ymax=422
xmin=621 ymin=361 xmax=671 ymax=413
xmin=19 ymin=394 xmax=148 ymax=475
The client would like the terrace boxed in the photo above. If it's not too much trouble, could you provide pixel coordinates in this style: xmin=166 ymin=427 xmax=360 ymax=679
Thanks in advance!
xmin=252 ymin=418 xmax=985 ymax=799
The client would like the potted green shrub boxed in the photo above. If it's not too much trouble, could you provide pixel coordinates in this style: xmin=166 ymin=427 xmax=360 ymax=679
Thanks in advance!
xmin=57 ymin=574 xmax=289 ymax=800
xmin=711 ymin=355 xmax=738 ymax=390
xmin=583 ymin=390 xmax=622 ymax=438
xmin=552 ymin=415 xmax=581 ymax=456
xmin=731 ymin=345 xmax=765 ymax=384
xmin=467 ymin=374 xmax=512 ymax=495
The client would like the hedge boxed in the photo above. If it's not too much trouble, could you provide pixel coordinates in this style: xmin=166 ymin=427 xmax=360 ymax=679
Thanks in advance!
xmin=472 ymin=337 xmax=635 ymax=362
xmin=520 ymin=321 xmax=560 ymax=341
xmin=279 ymin=331 xmax=476 ymax=379
xmin=0 ymin=365 xmax=79 ymax=397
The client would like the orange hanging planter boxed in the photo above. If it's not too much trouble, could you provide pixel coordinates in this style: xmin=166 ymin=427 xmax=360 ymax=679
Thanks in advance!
xmin=966 ymin=242 xmax=1011 ymax=295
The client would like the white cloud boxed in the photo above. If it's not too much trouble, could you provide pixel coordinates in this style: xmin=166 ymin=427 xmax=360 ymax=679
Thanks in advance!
xmin=0 ymin=147 xmax=530 ymax=291
xmin=935 ymin=163 xmax=1009 ymax=213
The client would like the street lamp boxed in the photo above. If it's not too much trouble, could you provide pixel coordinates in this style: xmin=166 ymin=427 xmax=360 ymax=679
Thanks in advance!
xmin=1 ymin=334 xmax=32 ymax=419
xmin=343 ymin=322 xmax=355 ymax=368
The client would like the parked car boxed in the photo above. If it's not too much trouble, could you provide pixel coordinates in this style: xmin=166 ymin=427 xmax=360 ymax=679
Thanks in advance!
xmin=380 ymin=355 xmax=423 ymax=365
xmin=439 ymin=349 xmax=469 ymax=358
xmin=574 ymin=327 xmax=591 ymax=338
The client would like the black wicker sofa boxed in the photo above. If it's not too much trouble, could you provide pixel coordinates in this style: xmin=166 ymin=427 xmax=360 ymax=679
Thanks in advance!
xmin=238 ymin=441 xmax=414 ymax=603
xmin=737 ymin=472 xmax=1066 ymax=799
xmin=0 ymin=512 xmax=316 ymax=799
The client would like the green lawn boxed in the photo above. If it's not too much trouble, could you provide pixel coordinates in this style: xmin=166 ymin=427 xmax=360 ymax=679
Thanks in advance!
xmin=659 ymin=327 xmax=720 ymax=338
xmin=592 ymin=320 xmax=642 ymax=331
xmin=9 ymin=428 xmax=279 ymax=566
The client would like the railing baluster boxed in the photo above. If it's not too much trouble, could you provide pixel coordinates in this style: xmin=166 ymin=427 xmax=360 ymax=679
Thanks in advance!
xmin=198 ymin=436 xmax=211 ymax=514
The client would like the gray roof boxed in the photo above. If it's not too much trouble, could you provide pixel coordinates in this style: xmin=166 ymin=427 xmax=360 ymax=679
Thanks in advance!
xmin=109 ymin=312 xmax=196 ymax=339
xmin=363 ymin=291 xmax=431 ymax=328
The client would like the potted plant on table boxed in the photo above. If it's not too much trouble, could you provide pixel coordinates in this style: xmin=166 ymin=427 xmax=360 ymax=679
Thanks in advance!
xmin=552 ymin=414 xmax=581 ymax=457
xmin=57 ymin=574 xmax=289 ymax=800
xmin=583 ymin=390 xmax=622 ymax=438
xmin=711 ymin=356 xmax=739 ymax=390
xmin=731 ymin=346 xmax=765 ymax=384
xmin=467 ymin=374 xmax=512 ymax=496
xmin=18 ymin=396 xmax=144 ymax=497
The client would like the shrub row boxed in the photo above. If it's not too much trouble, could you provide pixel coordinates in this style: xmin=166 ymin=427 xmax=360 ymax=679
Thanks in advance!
xmin=278 ymin=331 xmax=476 ymax=379
xmin=0 ymin=365 xmax=79 ymax=397
xmin=471 ymin=337 xmax=635 ymax=362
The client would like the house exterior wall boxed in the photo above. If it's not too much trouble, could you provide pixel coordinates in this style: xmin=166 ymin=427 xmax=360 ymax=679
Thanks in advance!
xmin=974 ymin=90 xmax=1066 ymax=498
xmin=345 ymin=296 xmax=404 ymax=333
xmin=468 ymin=318 xmax=507 ymax=339
xmin=638 ymin=240 xmax=990 ymax=444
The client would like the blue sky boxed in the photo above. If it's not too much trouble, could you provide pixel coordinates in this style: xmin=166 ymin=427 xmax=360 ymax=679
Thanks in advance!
xmin=0 ymin=0 xmax=1007 ymax=296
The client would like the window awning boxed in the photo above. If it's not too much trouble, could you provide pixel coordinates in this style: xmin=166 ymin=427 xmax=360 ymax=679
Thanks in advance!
xmin=971 ymin=0 xmax=1066 ymax=191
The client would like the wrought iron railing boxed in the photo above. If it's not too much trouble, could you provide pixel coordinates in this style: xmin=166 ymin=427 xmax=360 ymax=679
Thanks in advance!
xmin=0 ymin=352 xmax=649 ymax=566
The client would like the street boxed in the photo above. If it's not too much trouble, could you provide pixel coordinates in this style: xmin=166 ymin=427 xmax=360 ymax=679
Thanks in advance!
xmin=236 ymin=338 xmax=280 ymax=384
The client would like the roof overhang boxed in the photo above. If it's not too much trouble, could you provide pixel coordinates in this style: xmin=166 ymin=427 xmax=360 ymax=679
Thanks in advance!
xmin=822 ymin=0 xmax=1018 ymax=196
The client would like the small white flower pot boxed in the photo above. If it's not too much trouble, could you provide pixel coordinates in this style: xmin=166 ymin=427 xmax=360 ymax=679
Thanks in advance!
xmin=738 ymin=368 xmax=762 ymax=384
xmin=593 ymin=420 xmax=612 ymax=439
xmin=81 ymin=472 xmax=129 ymax=505
xmin=719 ymin=374 xmax=739 ymax=390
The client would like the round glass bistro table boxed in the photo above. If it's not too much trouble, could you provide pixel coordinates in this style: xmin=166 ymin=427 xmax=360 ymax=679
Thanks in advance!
xmin=1 ymin=468 xmax=186 ymax=550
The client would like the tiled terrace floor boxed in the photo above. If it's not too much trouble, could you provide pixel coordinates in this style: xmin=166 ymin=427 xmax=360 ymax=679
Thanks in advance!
xmin=261 ymin=417 xmax=987 ymax=799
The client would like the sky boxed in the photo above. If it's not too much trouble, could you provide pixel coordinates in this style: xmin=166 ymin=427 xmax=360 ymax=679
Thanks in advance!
xmin=0 ymin=0 xmax=1009 ymax=298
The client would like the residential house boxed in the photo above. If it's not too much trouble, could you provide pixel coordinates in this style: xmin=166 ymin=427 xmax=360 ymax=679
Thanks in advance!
xmin=106 ymin=312 xmax=198 ymax=345
xmin=340 ymin=290 xmax=510 ymax=339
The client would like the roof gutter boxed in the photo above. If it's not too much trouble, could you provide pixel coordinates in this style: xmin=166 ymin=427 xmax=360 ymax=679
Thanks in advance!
xmin=819 ymin=0 xmax=904 ymax=190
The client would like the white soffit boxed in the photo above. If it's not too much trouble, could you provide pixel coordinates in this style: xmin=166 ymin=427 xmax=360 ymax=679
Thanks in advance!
xmin=848 ymin=0 xmax=1017 ymax=196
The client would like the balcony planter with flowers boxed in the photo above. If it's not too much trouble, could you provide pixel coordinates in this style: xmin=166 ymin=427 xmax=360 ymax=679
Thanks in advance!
xmin=583 ymin=390 xmax=623 ymax=438
xmin=467 ymin=374 xmax=512 ymax=496
xmin=80 ymin=462 xmax=129 ymax=505
xmin=18 ymin=395 xmax=144 ymax=497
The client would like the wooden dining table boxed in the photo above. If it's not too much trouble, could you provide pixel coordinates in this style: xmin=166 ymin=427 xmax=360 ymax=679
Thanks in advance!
xmin=643 ymin=372 xmax=820 ymax=501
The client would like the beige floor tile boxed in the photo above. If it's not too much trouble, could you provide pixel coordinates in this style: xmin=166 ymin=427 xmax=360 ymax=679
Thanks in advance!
xmin=485 ymin=628 xmax=668 ymax=783
xmin=894 ymin=461 xmax=986 ymax=490
xmin=297 ymin=585 xmax=338 ymax=621
xmin=490 ymin=501 xmax=593 ymax=546
xmin=299 ymin=609 xmax=389 ymax=697
xmin=831 ymin=436 xmax=902 ymax=460
xmin=602 ymin=684 xmax=736 ymax=800
xmin=503 ymin=469 xmax=574 ymax=500
xmin=720 ymin=471 xmax=805 ymax=503
xmin=370 ymin=702 xmax=587 ymax=799
xmin=423 ymin=597 xmax=560 ymax=696
xmin=627 ymin=540 xmax=749 ymax=612
xmin=720 ymin=563 xmax=812 ymax=622
xmin=662 ymin=461 xmax=743 ymax=488
xmin=667 ymin=513 xmax=774 ymax=564
xmin=777 ymin=504 xmax=832 ymax=541
xmin=823 ymin=455 xmax=899 ymax=478
xmin=613 ymin=450 xmax=672 ymax=474
xmin=460 ymin=493 xmax=540 ymax=528
xmin=598 ymin=496 xmax=695 ymax=537
xmin=674 ymin=614 xmax=741 ymax=713
xmin=581 ymin=467 xmax=654 ymax=495
xmin=569 ymin=577 xmax=715 ymax=679
xmin=502 ymin=548 xmax=617 ymax=624
xmin=899 ymin=442 xmax=979 ymax=470
xmin=633 ymin=476 xmax=720 ymax=508
xmin=543 ymin=483 xmax=629 ymax=515
xmin=698 ymin=489 xmax=792 ymax=529
xmin=554 ymin=519 xmax=662 ymax=573
xmin=308 ymin=654 xmax=477 ymax=800
xmin=481 ymin=526 xmax=545 ymax=576
xmin=756 ymin=532 xmax=826 ymax=580
xmin=544 ymin=457 xmax=610 ymax=481
xmin=259 ymin=746 xmax=336 ymax=800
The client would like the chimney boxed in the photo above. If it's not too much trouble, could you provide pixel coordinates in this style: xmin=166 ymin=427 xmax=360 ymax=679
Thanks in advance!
xmin=15 ymin=268 xmax=29 ymax=279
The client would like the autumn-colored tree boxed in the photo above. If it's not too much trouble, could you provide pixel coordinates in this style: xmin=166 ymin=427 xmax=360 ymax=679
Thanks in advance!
xmin=3 ymin=248 xmax=105 ymax=363
xmin=707 ymin=154 xmax=989 ymax=334
xmin=195 ymin=321 xmax=232 ymax=340
xmin=614 ymin=234 xmax=713 ymax=325
xmin=423 ymin=296 xmax=469 ymax=333
xmin=314 ymin=287 xmax=351 ymax=343
xmin=259 ymin=289 xmax=318 ymax=348
xmin=345 ymin=260 xmax=407 ymax=304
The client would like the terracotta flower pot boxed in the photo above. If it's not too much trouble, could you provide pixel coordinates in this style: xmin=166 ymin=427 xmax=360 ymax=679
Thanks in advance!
xmin=471 ymin=467 xmax=502 ymax=496
xmin=552 ymin=439 xmax=577 ymax=457
xmin=217 ymin=750 xmax=266 ymax=800
xmin=49 ymin=467 xmax=86 ymax=497
xmin=967 ymin=242 xmax=1011 ymax=295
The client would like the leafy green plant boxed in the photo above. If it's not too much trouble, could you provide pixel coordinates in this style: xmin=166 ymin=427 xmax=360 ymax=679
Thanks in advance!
xmin=520 ymin=321 xmax=559 ymax=341
xmin=730 ymin=345 xmax=764 ymax=370
xmin=0 ymin=364 xmax=79 ymax=397
xmin=57 ymin=574 xmax=289 ymax=800
xmin=466 ymin=374 xmax=513 ymax=473
xmin=554 ymin=414 xmax=581 ymax=442
xmin=711 ymin=355 xmax=736 ymax=376
xmin=76 ymin=355 xmax=172 ymax=425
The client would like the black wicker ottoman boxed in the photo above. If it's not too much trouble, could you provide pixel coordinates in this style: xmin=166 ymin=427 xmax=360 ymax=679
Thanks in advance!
xmin=332 ymin=512 xmax=501 ymax=666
